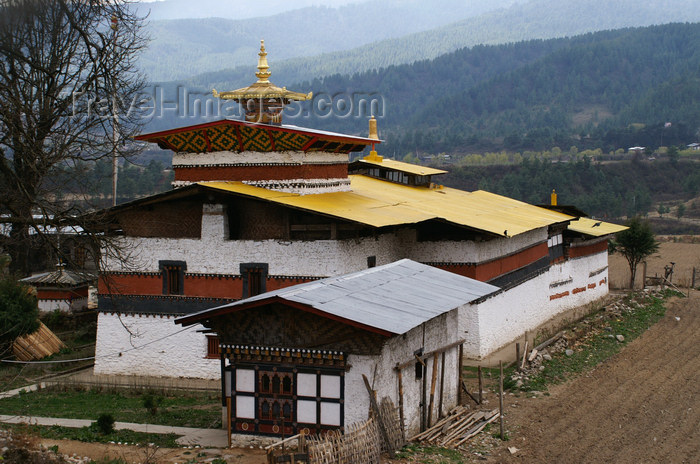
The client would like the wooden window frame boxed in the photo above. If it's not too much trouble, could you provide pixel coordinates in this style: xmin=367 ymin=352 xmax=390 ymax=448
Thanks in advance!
xmin=240 ymin=263 xmax=268 ymax=298
xmin=206 ymin=335 xmax=220 ymax=359
xmin=159 ymin=260 xmax=186 ymax=295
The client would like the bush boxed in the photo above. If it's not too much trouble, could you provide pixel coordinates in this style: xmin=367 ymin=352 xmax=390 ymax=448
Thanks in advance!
xmin=142 ymin=393 xmax=162 ymax=416
xmin=0 ymin=278 xmax=39 ymax=348
xmin=94 ymin=414 xmax=115 ymax=435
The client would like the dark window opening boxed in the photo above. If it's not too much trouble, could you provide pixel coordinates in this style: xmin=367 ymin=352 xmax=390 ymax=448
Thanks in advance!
xmin=367 ymin=256 xmax=376 ymax=268
xmin=159 ymin=260 xmax=186 ymax=295
xmin=206 ymin=336 xmax=220 ymax=359
xmin=415 ymin=361 xmax=423 ymax=380
xmin=241 ymin=263 xmax=268 ymax=298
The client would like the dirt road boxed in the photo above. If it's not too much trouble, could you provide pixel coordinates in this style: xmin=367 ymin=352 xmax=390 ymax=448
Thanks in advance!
xmin=487 ymin=292 xmax=700 ymax=463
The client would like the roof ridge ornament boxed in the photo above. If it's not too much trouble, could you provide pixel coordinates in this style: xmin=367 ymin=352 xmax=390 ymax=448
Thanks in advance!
xmin=211 ymin=39 xmax=312 ymax=124
xmin=255 ymin=39 xmax=271 ymax=83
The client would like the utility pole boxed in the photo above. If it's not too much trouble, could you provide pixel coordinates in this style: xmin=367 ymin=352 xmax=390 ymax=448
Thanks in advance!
xmin=111 ymin=14 xmax=119 ymax=206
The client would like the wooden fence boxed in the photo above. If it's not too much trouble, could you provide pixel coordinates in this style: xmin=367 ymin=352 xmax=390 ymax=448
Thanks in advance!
xmin=267 ymin=398 xmax=405 ymax=464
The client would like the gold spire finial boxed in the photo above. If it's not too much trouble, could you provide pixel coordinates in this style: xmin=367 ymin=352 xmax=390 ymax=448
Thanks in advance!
xmin=364 ymin=116 xmax=383 ymax=162
xmin=551 ymin=189 xmax=558 ymax=206
xmin=255 ymin=39 xmax=271 ymax=83
xmin=368 ymin=115 xmax=379 ymax=140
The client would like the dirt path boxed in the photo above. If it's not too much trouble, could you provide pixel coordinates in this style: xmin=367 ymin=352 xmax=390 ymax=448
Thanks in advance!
xmin=486 ymin=293 xmax=700 ymax=463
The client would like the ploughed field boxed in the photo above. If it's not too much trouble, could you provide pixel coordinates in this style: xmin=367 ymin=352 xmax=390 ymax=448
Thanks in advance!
xmin=485 ymin=291 xmax=700 ymax=463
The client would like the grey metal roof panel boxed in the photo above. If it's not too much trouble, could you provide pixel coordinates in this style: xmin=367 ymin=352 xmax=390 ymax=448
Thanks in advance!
xmin=178 ymin=259 xmax=499 ymax=335
xmin=20 ymin=268 xmax=96 ymax=287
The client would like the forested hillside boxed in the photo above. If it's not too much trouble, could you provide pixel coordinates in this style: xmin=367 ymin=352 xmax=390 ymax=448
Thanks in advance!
xmin=145 ymin=23 xmax=700 ymax=156
xmin=184 ymin=0 xmax=700 ymax=93
xmin=139 ymin=0 xmax=517 ymax=81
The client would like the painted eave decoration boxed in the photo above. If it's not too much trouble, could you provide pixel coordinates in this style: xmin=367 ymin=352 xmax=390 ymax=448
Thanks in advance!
xmin=567 ymin=217 xmax=628 ymax=237
xmin=175 ymin=259 xmax=499 ymax=335
xmin=134 ymin=119 xmax=378 ymax=154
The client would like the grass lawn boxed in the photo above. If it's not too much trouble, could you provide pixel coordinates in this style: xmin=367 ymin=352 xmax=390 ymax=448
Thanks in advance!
xmin=3 ymin=422 xmax=181 ymax=448
xmin=0 ymin=386 xmax=222 ymax=429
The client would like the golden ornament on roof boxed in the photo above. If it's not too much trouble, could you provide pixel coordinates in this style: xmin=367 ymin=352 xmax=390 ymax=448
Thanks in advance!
xmin=212 ymin=39 xmax=312 ymax=104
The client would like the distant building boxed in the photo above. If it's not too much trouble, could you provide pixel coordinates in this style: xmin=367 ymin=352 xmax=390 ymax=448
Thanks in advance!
xmin=687 ymin=143 xmax=700 ymax=150
xmin=20 ymin=265 xmax=95 ymax=312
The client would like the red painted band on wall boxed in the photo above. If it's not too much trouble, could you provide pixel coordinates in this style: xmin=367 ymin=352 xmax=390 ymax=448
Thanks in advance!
xmin=572 ymin=287 xmax=587 ymax=294
xmin=567 ymin=240 xmax=608 ymax=258
xmin=550 ymin=291 xmax=570 ymax=300
xmin=588 ymin=283 xmax=597 ymax=289
xmin=99 ymin=273 xmax=314 ymax=300
xmin=174 ymin=164 xmax=349 ymax=183
xmin=435 ymin=242 xmax=549 ymax=282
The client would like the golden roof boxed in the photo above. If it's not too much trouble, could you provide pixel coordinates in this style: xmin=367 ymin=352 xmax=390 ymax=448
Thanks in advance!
xmin=356 ymin=157 xmax=447 ymax=176
xmin=212 ymin=40 xmax=312 ymax=102
xmin=567 ymin=217 xmax=627 ymax=237
xmin=199 ymin=175 xmax=574 ymax=237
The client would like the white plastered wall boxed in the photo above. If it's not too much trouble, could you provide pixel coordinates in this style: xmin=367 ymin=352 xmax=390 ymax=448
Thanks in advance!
xmin=459 ymin=251 xmax=610 ymax=359
xmin=171 ymin=150 xmax=348 ymax=167
xmin=104 ymin=205 xmax=548 ymax=277
xmin=93 ymin=312 xmax=220 ymax=379
xmin=344 ymin=310 xmax=461 ymax=436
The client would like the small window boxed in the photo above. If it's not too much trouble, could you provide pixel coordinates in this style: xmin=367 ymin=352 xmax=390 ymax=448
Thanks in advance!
xmin=241 ymin=263 xmax=268 ymax=298
xmin=206 ymin=336 xmax=220 ymax=359
xmin=159 ymin=260 xmax=186 ymax=295
xmin=367 ymin=256 xmax=376 ymax=268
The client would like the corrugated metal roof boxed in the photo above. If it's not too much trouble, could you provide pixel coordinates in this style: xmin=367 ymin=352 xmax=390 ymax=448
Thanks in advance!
xmin=356 ymin=158 xmax=447 ymax=176
xmin=176 ymin=259 xmax=499 ymax=335
xmin=567 ymin=217 xmax=627 ymax=237
xmin=20 ymin=268 xmax=96 ymax=287
xmin=200 ymin=175 xmax=573 ymax=237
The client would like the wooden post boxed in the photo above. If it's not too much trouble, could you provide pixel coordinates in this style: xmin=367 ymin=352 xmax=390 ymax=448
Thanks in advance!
xmin=298 ymin=431 xmax=306 ymax=453
xmin=692 ymin=267 xmax=696 ymax=289
xmin=478 ymin=366 xmax=483 ymax=405
xmin=362 ymin=374 xmax=393 ymax=453
xmin=438 ymin=351 xmax=445 ymax=419
xmin=643 ymin=261 xmax=648 ymax=289
xmin=226 ymin=396 xmax=232 ymax=448
xmin=421 ymin=357 xmax=427 ymax=431
xmin=499 ymin=361 xmax=504 ymax=440
xmin=427 ymin=352 xmax=439 ymax=428
xmin=457 ymin=344 xmax=464 ymax=404
xmin=397 ymin=368 xmax=405 ymax=432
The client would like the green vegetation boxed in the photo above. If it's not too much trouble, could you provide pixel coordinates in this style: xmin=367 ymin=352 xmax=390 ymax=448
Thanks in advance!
xmin=444 ymin=158 xmax=699 ymax=220
xmin=95 ymin=413 xmax=115 ymax=435
xmin=395 ymin=443 xmax=466 ymax=463
xmin=0 ymin=386 xmax=222 ymax=429
xmin=179 ymin=0 xmax=700 ymax=91
xmin=3 ymin=422 xmax=180 ymax=448
xmin=0 ymin=311 xmax=96 ymax=391
xmin=521 ymin=290 xmax=676 ymax=392
xmin=610 ymin=218 xmax=660 ymax=288
xmin=0 ymin=278 xmax=39 ymax=348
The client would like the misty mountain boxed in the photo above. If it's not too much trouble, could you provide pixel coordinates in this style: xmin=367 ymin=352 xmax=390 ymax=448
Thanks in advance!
xmin=141 ymin=23 xmax=700 ymax=158
xmin=139 ymin=0 xmax=520 ymax=81
xmin=183 ymin=0 xmax=700 ymax=93
xmin=134 ymin=0 xmax=358 ymax=21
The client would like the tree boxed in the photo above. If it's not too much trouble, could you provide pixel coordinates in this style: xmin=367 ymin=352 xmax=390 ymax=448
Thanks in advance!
xmin=0 ymin=0 xmax=147 ymax=276
xmin=610 ymin=217 xmax=659 ymax=289
xmin=0 ymin=277 xmax=39 ymax=352
xmin=676 ymin=203 xmax=686 ymax=220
